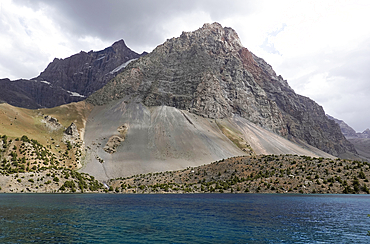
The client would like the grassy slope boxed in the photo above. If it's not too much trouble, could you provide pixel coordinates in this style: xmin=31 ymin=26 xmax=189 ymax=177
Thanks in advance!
xmin=0 ymin=101 xmax=106 ymax=193
xmin=0 ymin=101 xmax=92 ymax=153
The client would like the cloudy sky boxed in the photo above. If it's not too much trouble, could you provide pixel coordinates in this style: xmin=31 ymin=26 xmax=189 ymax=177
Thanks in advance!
xmin=1 ymin=0 xmax=369 ymax=132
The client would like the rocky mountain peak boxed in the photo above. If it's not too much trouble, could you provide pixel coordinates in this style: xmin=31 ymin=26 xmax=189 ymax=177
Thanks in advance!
xmin=0 ymin=39 xmax=144 ymax=109
xmin=87 ymin=22 xmax=356 ymax=157
xmin=172 ymin=22 xmax=243 ymax=55
xmin=328 ymin=114 xmax=370 ymax=139
xmin=111 ymin=39 xmax=127 ymax=49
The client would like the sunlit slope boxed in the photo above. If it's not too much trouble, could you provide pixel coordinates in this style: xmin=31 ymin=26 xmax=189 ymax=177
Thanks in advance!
xmin=0 ymin=101 xmax=92 ymax=149
xmin=223 ymin=116 xmax=334 ymax=158
xmin=81 ymin=99 xmax=334 ymax=181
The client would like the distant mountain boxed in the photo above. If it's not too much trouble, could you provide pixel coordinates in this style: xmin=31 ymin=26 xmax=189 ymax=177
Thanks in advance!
xmin=327 ymin=115 xmax=370 ymax=161
xmin=327 ymin=115 xmax=370 ymax=139
xmin=87 ymin=23 xmax=356 ymax=158
xmin=0 ymin=40 xmax=144 ymax=108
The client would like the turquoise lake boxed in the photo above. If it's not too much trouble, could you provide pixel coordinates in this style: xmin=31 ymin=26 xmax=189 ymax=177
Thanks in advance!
xmin=0 ymin=193 xmax=369 ymax=243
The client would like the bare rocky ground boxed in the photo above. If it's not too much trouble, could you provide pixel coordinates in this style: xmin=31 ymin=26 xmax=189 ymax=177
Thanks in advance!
xmin=81 ymin=100 xmax=333 ymax=181
xmin=109 ymin=154 xmax=370 ymax=195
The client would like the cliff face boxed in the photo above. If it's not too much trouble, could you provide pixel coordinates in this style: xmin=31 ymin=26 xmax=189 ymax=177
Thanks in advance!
xmin=328 ymin=115 xmax=370 ymax=139
xmin=245 ymin=53 xmax=356 ymax=156
xmin=89 ymin=23 xmax=285 ymax=133
xmin=327 ymin=115 xmax=369 ymax=161
xmin=0 ymin=40 xmax=143 ymax=108
xmin=87 ymin=23 xmax=355 ymax=157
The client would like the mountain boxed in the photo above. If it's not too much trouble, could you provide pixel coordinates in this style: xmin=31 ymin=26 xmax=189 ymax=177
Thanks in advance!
xmin=0 ymin=40 xmax=143 ymax=108
xmin=87 ymin=23 xmax=356 ymax=158
xmin=326 ymin=115 xmax=358 ymax=138
xmin=0 ymin=23 xmax=360 ymax=182
xmin=76 ymin=23 xmax=359 ymax=180
xmin=327 ymin=115 xmax=370 ymax=161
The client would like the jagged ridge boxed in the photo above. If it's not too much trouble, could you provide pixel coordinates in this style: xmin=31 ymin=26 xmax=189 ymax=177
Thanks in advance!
xmin=0 ymin=40 xmax=144 ymax=108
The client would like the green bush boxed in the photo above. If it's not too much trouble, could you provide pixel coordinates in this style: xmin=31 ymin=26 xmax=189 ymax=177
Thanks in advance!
xmin=21 ymin=135 xmax=30 ymax=143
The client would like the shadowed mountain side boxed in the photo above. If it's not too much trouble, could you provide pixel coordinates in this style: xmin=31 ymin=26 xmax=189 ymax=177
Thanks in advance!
xmin=81 ymin=99 xmax=334 ymax=181
xmin=347 ymin=138 xmax=370 ymax=162
xmin=0 ymin=40 xmax=143 ymax=109
xmin=326 ymin=115 xmax=369 ymax=161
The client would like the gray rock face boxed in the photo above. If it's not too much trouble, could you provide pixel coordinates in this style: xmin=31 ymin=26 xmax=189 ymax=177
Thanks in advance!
xmin=327 ymin=115 xmax=358 ymax=138
xmin=327 ymin=115 xmax=370 ymax=161
xmin=362 ymin=129 xmax=370 ymax=138
xmin=63 ymin=122 xmax=80 ymax=143
xmin=327 ymin=115 xmax=370 ymax=139
xmin=87 ymin=23 xmax=355 ymax=157
xmin=0 ymin=40 xmax=143 ymax=108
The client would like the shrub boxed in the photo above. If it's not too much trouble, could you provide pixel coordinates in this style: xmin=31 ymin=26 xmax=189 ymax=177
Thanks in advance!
xmin=21 ymin=135 xmax=30 ymax=143
xmin=359 ymin=171 xmax=366 ymax=179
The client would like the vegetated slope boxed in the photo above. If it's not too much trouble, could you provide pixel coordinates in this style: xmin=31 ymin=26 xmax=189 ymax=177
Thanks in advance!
xmin=0 ymin=40 xmax=143 ymax=109
xmin=0 ymin=101 xmax=92 ymax=147
xmin=109 ymin=154 xmax=370 ymax=195
xmin=87 ymin=22 xmax=355 ymax=158
xmin=0 ymin=134 xmax=104 ymax=193
xmin=0 ymin=102 xmax=108 ymax=193
xmin=80 ymin=99 xmax=333 ymax=181
xmin=0 ymin=101 xmax=93 ymax=169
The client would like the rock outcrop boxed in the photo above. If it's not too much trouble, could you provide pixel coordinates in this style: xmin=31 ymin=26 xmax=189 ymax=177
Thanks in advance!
xmin=0 ymin=40 xmax=144 ymax=108
xmin=41 ymin=115 xmax=63 ymax=131
xmin=103 ymin=124 xmax=129 ymax=154
xmin=63 ymin=122 xmax=80 ymax=144
xmin=87 ymin=23 xmax=356 ymax=157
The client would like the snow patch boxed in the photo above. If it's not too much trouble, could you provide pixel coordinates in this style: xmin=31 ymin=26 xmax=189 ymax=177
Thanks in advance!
xmin=109 ymin=58 xmax=137 ymax=74
xmin=96 ymin=56 xmax=105 ymax=61
xmin=40 ymin=80 xmax=50 ymax=85
xmin=67 ymin=90 xmax=85 ymax=98
xmin=34 ymin=80 xmax=51 ymax=85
